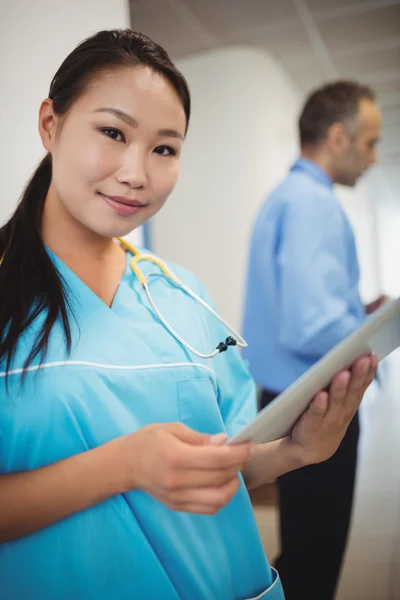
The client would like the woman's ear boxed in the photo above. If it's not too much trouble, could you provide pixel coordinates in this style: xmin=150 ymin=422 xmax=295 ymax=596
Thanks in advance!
xmin=38 ymin=98 xmax=58 ymax=152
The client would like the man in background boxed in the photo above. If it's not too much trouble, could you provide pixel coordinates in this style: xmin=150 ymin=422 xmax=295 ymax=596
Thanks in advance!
xmin=243 ymin=81 xmax=386 ymax=600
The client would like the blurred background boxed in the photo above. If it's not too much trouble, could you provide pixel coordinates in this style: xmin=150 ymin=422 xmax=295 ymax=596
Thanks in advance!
xmin=1 ymin=1 xmax=400 ymax=598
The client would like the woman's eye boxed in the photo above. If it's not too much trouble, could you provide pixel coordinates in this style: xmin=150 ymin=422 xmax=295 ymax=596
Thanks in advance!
xmin=100 ymin=128 xmax=125 ymax=142
xmin=154 ymin=145 xmax=177 ymax=157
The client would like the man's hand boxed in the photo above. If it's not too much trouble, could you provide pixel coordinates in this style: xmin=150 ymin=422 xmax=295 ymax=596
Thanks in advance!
xmin=365 ymin=294 xmax=390 ymax=315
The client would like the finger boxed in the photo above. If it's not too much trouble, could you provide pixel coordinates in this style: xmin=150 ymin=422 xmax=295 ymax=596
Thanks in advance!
xmin=295 ymin=391 xmax=328 ymax=434
xmin=208 ymin=433 xmax=228 ymax=446
xmin=361 ymin=356 xmax=378 ymax=391
xmin=328 ymin=356 xmax=371 ymax=405
xmin=167 ymin=422 xmax=213 ymax=445
xmin=309 ymin=391 xmax=329 ymax=417
xmin=169 ymin=476 xmax=240 ymax=509
xmin=351 ymin=355 xmax=372 ymax=378
xmin=371 ymin=354 xmax=379 ymax=370
xmin=345 ymin=356 xmax=372 ymax=399
xmin=328 ymin=370 xmax=351 ymax=406
xmin=368 ymin=355 xmax=379 ymax=380
xmin=165 ymin=466 xmax=241 ymax=491
xmin=182 ymin=443 xmax=252 ymax=471
xmin=332 ymin=358 xmax=374 ymax=423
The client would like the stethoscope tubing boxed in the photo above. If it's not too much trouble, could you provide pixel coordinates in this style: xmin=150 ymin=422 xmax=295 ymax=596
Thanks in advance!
xmin=117 ymin=238 xmax=247 ymax=359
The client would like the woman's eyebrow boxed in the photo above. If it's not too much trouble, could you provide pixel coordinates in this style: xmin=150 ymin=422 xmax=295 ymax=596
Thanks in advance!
xmin=94 ymin=107 xmax=184 ymax=140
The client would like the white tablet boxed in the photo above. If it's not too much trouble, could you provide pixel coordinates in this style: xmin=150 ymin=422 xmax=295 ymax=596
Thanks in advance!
xmin=230 ymin=297 xmax=400 ymax=445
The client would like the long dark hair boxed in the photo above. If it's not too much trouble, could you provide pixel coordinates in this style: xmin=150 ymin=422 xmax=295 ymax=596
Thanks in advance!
xmin=0 ymin=29 xmax=191 ymax=379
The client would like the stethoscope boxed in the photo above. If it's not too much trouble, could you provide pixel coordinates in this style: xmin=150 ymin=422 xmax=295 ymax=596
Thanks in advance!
xmin=117 ymin=238 xmax=247 ymax=359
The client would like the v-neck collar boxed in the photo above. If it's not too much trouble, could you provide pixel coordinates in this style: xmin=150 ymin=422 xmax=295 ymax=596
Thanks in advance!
xmin=47 ymin=247 xmax=132 ymax=317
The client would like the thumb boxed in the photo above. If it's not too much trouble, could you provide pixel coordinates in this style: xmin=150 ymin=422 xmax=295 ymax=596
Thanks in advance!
xmin=208 ymin=433 xmax=228 ymax=446
xmin=168 ymin=422 xmax=212 ymax=445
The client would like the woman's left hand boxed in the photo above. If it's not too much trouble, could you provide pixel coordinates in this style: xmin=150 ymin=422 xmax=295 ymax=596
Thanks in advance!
xmin=285 ymin=354 xmax=378 ymax=466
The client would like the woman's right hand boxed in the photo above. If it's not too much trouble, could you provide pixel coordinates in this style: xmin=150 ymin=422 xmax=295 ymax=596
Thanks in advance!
xmin=0 ymin=423 xmax=250 ymax=543
xmin=117 ymin=423 xmax=251 ymax=514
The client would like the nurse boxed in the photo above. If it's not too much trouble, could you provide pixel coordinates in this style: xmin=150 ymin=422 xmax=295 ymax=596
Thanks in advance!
xmin=0 ymin=29 xmax=376 ymax=600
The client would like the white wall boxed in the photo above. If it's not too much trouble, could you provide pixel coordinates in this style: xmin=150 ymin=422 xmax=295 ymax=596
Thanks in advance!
xmin=151 ymin=46 xmax=301 ymax=331
xmin=0 ymin=0 xmax=145 ymax=244
xmin=377 ymin=203 xmax=400 ymax=298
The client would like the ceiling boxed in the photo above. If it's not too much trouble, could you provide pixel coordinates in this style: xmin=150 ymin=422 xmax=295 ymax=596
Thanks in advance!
xmin=130 ymin=0 xmax=400 ymax=197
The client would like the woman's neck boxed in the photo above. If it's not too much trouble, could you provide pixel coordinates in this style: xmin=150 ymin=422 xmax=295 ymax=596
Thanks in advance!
xmin=41 ymin=183 xmax=117 ymax=265
xmin=41 ymin=184 xmax=127 ymax=307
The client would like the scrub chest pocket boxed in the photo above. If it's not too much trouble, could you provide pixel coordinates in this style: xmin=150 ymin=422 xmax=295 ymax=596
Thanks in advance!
xmin=177 ymin=378 xmax=226 ymax=435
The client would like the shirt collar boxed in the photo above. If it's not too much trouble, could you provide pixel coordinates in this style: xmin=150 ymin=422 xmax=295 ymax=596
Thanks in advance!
xmin=291 ymin=157 xmax=334 ymax=189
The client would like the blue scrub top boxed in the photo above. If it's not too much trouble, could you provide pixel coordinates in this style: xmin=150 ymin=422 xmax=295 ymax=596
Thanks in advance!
xmin=242 ymin=158 xmax=366 ymax=393
xmin=0 ymin=249 xmax=284 ymax=600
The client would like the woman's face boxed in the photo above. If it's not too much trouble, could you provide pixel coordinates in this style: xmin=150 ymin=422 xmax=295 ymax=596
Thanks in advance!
xmin=41 ymin=66 xmax=186 ymax=238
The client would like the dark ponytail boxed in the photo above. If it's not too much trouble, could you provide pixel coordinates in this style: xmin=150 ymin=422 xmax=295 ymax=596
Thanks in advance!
xmin=0 ymin=29 xmax=191 ymax=380
xmin=0 ymin=153 xmax=73 ymax=378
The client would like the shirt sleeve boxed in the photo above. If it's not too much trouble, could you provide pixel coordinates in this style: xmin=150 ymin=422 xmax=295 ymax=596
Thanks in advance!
xmin=277 ymin=193 xmax=365 ymax=359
